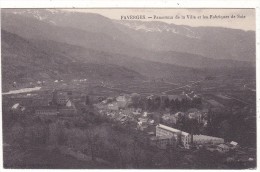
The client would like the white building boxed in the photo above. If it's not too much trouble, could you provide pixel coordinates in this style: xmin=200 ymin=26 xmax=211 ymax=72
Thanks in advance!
xmin=116 ymin=95 xmax=127 ymax=102
xmin=161 ymin=113 xmax=178 ymax=124
xmin=108 ymin=103 xmax=119 ymax=111
xmin=11 ymin=103 xmax=26 ymax=112
xmin=116 ymin=95 xmax=130 ymax=108
xmin=193 ymin=134 xmax=224 ymax=145
xmin=156 ymin=124 xmax=191 ymax=149
xmin=150 ymin=136 xmax=176 ymax=149
xmin=187 ymin=108 xmax=203 ymax=123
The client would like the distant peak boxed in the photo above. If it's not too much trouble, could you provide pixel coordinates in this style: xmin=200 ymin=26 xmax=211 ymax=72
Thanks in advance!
xmin=114 ymin=20 xmax=200 ymax=39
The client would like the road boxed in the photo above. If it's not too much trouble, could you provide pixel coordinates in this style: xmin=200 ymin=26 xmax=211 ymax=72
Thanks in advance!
xmin=244 ymin=84 xmax=256 ymax=92
xmin=223 ymin=94 xmax=250 ymax=105
xmin=162 ymin=80 xmax=203 ymax=94
xmin=2 ymin=87 xmax=42 ymax=95
xmin=101 ymin=79 xmax=203 ymax=96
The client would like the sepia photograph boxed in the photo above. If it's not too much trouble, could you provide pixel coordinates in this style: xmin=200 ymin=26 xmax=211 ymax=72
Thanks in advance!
xmin=0 ymin=7 xmax=257 ymax=169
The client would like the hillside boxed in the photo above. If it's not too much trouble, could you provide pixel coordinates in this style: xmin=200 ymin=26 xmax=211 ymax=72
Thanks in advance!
xmin=1 ymin=9 xmax=255 ymax=68
xmin=1 ymin=30 xmax=144 ymax=90
xmin=30 ymin=39 xmax=208 ymax=80
xmin=114 ymin=20 xmax=255 ymax=62
xmin=1 ymin=9 xmax=256 ymax=90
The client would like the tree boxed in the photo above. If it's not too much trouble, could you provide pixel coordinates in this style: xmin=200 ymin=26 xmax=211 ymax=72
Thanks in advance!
xmin=57 ymin=126 xmax=67 ymax=146
xmin=154 ymin=97 xmax=161 ymax=110
xmin=192 ymin=97 xmax=202 ymax=108
xmin=11 ymin=122 xmax=25 ymax=146
xmin=85 ymin=127 xmax=102 ymax=161
xmin=109 ymin=134 xmax=127 ymax=168
xmin=185 ymin=118 xmax=200 ymax=144
xmin=169 ymin=99 xmax=176 ymax=111
xmin=166 ymin=144 xmax=180 ymax=168
xmin=218 ymin=120 xmax=231 ymax=141
xmin=48 ymin=121 xmax=67 ymax=146
xmin=194 ymin=147 xmax=221 ymax=168
xmin=26 ymin=122 xmax=49 ymax=146
xmin=131 ymin=137 xmax=142 ymax=168
xmin=85 ymin=95 xmax=90 ymax=105
xmin=131 ymin=93 xmax=141 ymax=108
xmin=144 ymin=151 xmax=155 ymax=168
xmin=176 ymin=114 xmax=186 ymax=131
xmin=180 ymin=98 xmax=189 ymax=111
xmin=164 ymin=98 xmax=170 ymax=108
xmin=147 ymin=98 xmax=153 ymax=111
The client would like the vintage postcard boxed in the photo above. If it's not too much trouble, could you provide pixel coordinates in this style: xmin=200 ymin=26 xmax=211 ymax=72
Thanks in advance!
xmin=0 ymin=5 xmax=258 ymax=170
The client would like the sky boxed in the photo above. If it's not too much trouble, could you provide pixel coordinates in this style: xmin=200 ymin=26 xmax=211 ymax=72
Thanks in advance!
xmin=64 ymin=9 xmax=255 ymax=31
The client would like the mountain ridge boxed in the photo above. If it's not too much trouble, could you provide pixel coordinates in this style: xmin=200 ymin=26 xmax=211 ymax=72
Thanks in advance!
xmin=1 ymin=29 xmax=145 ymax=90
xmin=2 ymin=9 xmax=255 ymax=63
xmin=1 ymin=9 xmax=256 ymax=90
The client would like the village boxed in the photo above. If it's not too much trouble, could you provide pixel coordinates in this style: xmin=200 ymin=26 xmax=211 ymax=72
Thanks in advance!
xmin=3 ymin=79 xmax=256 ymax=168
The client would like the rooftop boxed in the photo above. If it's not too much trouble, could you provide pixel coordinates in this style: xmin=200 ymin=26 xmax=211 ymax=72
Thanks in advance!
xmin=193 ymin=134 xmax=224 ymax=141
xmin=157 ymin=124 xmax=190 ymax=136
xmin=12 ymin=103 xmax=20 ymax=109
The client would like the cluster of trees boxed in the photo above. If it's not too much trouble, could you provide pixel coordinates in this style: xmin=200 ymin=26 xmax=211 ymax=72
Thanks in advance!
xmin=9 ymin=115 xmax=153 ymax=168
xmin=130 ymin=96 xmax=202 ymax=112
xmin=164 ymin=97 xmax=202 ymax=111
xmin=10 ymin=119 xmax=71 ymax=148
xmin=203 ymin=105 xmax=256 ymax=147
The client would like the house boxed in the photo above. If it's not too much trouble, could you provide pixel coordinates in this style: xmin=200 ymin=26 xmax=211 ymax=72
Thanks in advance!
xmin=156 ymin=124 xmax=191 ymax=149
xmin=116 ymin=95 xmax=127 ymax=102
xmin=138 ymin=117 xmax=148 ymax=123
xmin=132 ymin=108 xmax=142 ymax=115
xmin=11 ymin=103 xmax=26 ymax=112
xmin=116 ymin=95 xmax=130 ymax=108
xmin=108 ymin=102 xmax=119 ymax=111
xmin=161 ymin=113 xmax=178 ymax=125
xmin=117 ymin=101 xmax=128 ymax=108
xmin=227 ymin=141 xmax=239 ymax=150
xmin=119 ymin=116 xmax=128 ymax=123
xmin=12 ymin=103 xmax=19 ymax=110
xmin=143 ymin=111 xmax=153 ymax=118
xmin=162 ymin=113 xmax=170 ymax=121
xmin=35 ymin=106 xmax=59 ymax=121
xmin=35 ymin=106 xmax=58 ymax=116
xmin=107 ymin=97 xmax=114 ymax=102
xmin=173 ymin=112 xmax=185 ymax=121
xmin=205 ymin=145 xmax=218 ymax=152
xmin=137 ymin=123 xmax=148 ymax=131
xmin=217 ymin=144 xmax=230 ymax=153
xmin=131 ymin=93 xmax=141 ymax=102
xmin=107 ymin=112 xmax=116 ymax=118
xmin=201 ymin=108 xmax=209 ymax=115
xmin=146 ymin=95 xmax=154 ymax=100
xmin=230 ymin=141 xmax=238 ymax=147
xmin=193 ymin=135 xmax=224 ymax=145
xmin=52 ymin=90 xmax=70 ymax=106
xmin=187 ymin=108 xmax=203 ymax=123
xmin=149 ymin=119 xmax=155 ymax=124
xmin=58 ymin=106 xmax=77 ymax=116
xmin=116 ymin=113 xmax=126 ymax=121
